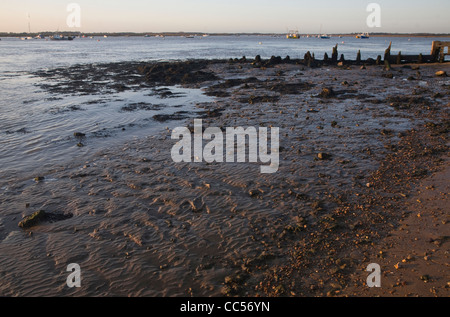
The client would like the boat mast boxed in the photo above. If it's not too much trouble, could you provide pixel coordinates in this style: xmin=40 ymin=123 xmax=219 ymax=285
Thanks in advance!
xmin=27 ymin=13 xmax=31 ymax=34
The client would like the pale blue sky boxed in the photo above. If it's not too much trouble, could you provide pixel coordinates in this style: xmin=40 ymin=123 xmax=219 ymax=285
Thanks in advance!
xmin=1 ymin=0 xmax=449 ymax=33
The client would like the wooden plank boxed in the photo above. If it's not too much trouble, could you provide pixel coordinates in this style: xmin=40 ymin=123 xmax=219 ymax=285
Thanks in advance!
xmin=432 ymin=41 xmax=450 ymax=57
xmin=386 ymin=55 xmax=435 ymax=64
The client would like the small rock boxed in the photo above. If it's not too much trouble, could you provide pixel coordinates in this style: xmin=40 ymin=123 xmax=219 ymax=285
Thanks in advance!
xmin=435 ymin=71 xmax=447 ymax=77
xmin=189 ymin=197 xmax=204 ymax=212
xmin=224 ymin=276 xmax=234 ymax=284
xmin=73 ymin=132 xmax=86 ymax=137
xmin=317 ymin=153 xmax=332 ymax=160
xmin=318 ymin=87 xmax=335 ymax=98
xmin=420 ymin=275 xmax=430 ymax=283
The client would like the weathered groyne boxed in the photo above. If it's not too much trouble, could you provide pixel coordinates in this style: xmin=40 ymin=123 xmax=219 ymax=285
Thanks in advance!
xmin=227 ymin=41 xmax=449 ymax=69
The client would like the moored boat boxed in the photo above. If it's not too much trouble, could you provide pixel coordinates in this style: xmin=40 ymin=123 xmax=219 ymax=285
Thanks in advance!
xmin=356 ymin=32 xmax=369 ymax=39
xmin=286 ymin=30 xmax=300 ymax=39
xmin=50 ymin=34 xmax=74 ymax=41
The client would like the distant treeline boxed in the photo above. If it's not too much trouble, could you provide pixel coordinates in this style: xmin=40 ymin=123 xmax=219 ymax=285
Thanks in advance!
xmin=1 ymin=31 xmax=450 ymax=38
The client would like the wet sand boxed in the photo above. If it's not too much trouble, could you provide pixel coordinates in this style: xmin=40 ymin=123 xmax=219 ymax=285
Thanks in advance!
xmin=0 ymin=58 xmax=448 ymax=297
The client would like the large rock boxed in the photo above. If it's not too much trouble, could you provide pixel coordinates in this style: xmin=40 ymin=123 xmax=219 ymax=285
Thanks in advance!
xmin=18 ymin=210 xmax=73 ymax=229
xmin=18 ymin=210 xmax=47 ymax=229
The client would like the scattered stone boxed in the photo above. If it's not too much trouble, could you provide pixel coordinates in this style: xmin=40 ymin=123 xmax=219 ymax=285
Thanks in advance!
xmin=420 ymin=275 xmax=431 ymax=283
xmin=317 ymin=153 xmax=332 ymax=160
xmin=317 ymin=87 xmax=335 ymax=98
xmin=189 ymin=197 xmax=204 ymax=212
xmin=435 ymin=71 xmax=447 ymax=77
xmin=73 ymin=132 xmax=86 ymax=137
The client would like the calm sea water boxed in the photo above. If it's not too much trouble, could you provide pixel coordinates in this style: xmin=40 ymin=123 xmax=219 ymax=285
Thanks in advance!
xmin=0 ymin=35 xmax=448 ymax=182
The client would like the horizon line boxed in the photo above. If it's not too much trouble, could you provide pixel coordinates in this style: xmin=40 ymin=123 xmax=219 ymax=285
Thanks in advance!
xmin=2 ymin=31 xmax=450 ymax=36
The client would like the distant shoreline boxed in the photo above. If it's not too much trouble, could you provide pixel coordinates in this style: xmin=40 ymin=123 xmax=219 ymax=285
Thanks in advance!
xmin=1 ymin=32 xmax=450 ymax=38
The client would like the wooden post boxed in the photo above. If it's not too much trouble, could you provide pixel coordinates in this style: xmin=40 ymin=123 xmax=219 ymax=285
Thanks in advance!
xmin=385 ymin=59 xmax=392 ymax=71
xmin=396 ymin=51 xmax=402 ymax=64
xmin=384 ymin=42 xmax=392 ymax=62
xmin=376 ymin=55 xmax=382 ymax=65
xmin=431 ymin=41 xmax=441 ymax=56
xmin=431 ymin=41 xmax=450 ymax=63
xmin=332 ymin=45 xmax=338 ymax=63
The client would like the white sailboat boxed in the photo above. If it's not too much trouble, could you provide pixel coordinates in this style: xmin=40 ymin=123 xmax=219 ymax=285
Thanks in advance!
xmin=21 ymin=13 xmax=33 ymax=40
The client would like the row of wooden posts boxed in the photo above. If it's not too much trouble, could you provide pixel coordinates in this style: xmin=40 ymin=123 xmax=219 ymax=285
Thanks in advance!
xmin=303 ymin=41 xmax=449 ymax=67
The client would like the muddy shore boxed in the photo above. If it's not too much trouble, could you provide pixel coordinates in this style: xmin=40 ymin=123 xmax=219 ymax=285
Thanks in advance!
xmin=0 ymin=57 xmax=448 ymax=297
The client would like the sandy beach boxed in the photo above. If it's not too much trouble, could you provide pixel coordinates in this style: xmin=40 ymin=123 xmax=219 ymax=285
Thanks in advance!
xmin=0 ymin=57 xmax=448 ymax=297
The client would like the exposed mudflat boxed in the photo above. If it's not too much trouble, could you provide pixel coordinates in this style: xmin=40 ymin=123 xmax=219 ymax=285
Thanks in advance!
xmin=0 ymin=58 xmax=448 ymax=297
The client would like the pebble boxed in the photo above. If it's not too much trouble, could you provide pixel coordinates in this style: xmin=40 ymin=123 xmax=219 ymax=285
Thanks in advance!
xmin=317 ymin=153 xmax=332 ymax=160
xmin=189 ymin=197 xmax=204 ymax=212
